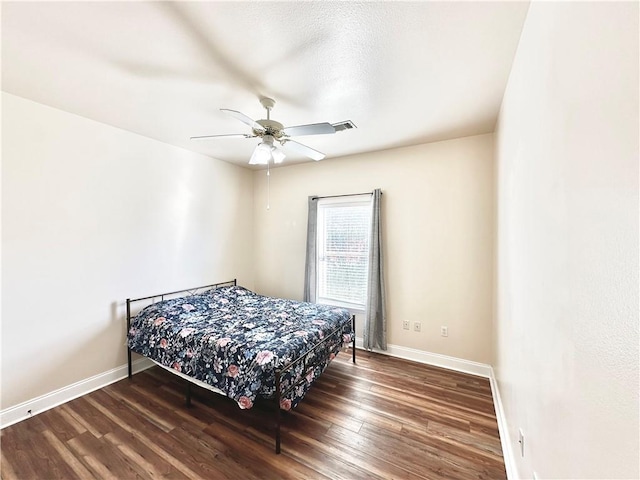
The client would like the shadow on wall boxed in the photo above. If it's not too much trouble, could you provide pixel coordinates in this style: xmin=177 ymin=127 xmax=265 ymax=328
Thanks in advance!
xmin=5 ymin=298 xmax=137 ymax=416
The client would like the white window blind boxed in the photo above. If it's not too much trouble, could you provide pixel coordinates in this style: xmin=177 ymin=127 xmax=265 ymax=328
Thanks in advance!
xmin=317 ymin=196 xmax=372 ymax=310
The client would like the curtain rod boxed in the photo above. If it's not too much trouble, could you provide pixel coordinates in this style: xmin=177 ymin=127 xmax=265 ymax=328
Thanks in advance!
xmin=312 ymin=190 xmax=381 ymax=200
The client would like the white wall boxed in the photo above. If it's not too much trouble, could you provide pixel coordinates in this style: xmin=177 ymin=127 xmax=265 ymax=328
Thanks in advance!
xmin=253 ymin=134 xmax=495 ymax=364
xmin=1 ymin=93 xmax=254 ymax=409
xmin=494 ymin=2 xmax=639 ymax=479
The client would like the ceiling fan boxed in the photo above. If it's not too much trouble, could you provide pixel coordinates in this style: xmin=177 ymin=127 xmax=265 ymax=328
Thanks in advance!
xmin=190 ymin=97 xmax=356 ymax=165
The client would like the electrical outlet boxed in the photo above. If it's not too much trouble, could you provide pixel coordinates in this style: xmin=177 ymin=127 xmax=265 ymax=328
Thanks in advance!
xmin=441 ymin=326 xmax=449 ymax=337
xmin=402 ymin=320 xmax=410 ymax=330
xmin=413 ymin=322 xmax=421 ymax=332
xmin=518 ymin=429 xmax=525 ymax=457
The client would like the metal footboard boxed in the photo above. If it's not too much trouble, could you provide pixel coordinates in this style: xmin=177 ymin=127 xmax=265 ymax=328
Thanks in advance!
xmin=273 ymin=314 xmax=356 ymax=453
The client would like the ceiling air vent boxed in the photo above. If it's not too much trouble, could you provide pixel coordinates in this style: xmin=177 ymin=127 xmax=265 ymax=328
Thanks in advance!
xmin=331 ymin=120 xmax=357 ymax=132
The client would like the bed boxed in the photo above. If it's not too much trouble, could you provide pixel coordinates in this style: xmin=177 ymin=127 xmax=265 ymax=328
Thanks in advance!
xmin=126 ymin=280 xmax=355 ymax=453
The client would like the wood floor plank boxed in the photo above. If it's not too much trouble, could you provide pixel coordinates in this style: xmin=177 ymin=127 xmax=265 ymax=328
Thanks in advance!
xmin=296 ymin=398 xmax=364 ymax=433
xmin=175 ymin=420 xmax=263 ymax=478
xmin=67 ymin=431 xmax=143 ymax=480
xmin=58 ymin=403 xmax=102 ymax=438
xmin=81 ymin=391 xmax=205 ymax=479
xmin=42 ymin=429 xmax=97 ymax=479
xmin=103 ymin=427 xmax=190 ymax=480
xmin=307 ymin=389 xmax=405 ymax=433
xmin=321 ymin=424 xmax=428 ymax=480
xmin=360 ymin=423 xmax=494 ymax=480
xmin=1 ymin=417 xmax=79 ymax=480
xmin=428 ymin=420 xmax=503 ymax=457
xmin=1 ymin=349 xmax=506 ymax=479
xmin=284 ymin=429 xmax=380 ymax=480
xmin=200 ymin=418 xmax=330 ymax=480
xmin=0 ymin=439 xmax=37 ymax=480
xmin=103 ymin=387 xmax=176 ymax=433
xmin=0 ymin=450 xmax=20 ymax=480
xmin=65 ymin=396 xmax=121 ymax=438
xmin=26 ymin=430 xmax=84 ymax=480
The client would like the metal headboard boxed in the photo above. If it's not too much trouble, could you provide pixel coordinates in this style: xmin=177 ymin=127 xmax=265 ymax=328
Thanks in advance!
xmin=126 ymin=279 xmax=237 ymax=378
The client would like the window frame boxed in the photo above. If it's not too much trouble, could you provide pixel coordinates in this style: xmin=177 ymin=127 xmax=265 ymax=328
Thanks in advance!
xmin=315 ymin=194 xmax=372 ymax=313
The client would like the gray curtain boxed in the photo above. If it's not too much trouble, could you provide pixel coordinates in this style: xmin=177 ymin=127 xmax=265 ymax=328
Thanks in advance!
xmin=364 ymin=188 xmax=387 ymax=350
xmin=303 ymin=196 xmax=318 ymax=303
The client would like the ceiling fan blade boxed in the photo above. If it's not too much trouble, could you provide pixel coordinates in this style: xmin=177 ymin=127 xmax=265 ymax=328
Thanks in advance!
xmin=220 ymin=109 xmax=264 ymax=132
xmin=190 ymin=133 xmax=254 ymax=140
xmin=283 ymin=122 xmax=335 ymax=137
xmin=282 ymin=140 xmax=325 ymax=161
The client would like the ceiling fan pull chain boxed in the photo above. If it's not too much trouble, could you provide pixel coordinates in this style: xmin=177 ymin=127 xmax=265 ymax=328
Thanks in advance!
xmin=266 ymin=160 xmax=271 ymax=210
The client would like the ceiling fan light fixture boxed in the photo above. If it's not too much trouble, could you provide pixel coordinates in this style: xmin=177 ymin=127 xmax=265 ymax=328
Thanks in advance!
xmin=271 ymin=146 xmax=286 ymax=164
xmin=249 ymin=143 xmax=271 ymax=165
xmin=249 ymin=135 xmax=275 ymax=165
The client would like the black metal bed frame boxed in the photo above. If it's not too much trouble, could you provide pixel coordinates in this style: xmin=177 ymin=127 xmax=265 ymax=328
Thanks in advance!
xmin=125 ymin=279 xmax=356 ymax=454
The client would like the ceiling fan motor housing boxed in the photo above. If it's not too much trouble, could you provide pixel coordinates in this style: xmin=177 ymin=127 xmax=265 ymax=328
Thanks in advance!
xmin=254 ymin=119 xmax=285 ymax=139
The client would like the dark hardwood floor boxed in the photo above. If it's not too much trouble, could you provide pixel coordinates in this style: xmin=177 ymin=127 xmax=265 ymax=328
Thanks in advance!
xmin=1 ymin=350 xmax=506 ymax=479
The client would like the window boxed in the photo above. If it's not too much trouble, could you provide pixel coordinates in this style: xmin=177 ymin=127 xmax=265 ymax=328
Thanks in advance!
xmin=316 ymin=195 xmax=372 ymax=310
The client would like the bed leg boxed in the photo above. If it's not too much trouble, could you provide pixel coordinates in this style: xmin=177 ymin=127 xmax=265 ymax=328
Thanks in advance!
xmin=275 ymin=370 xmax=282 ymax=454
xmin=352 ymin=314 xmax=356 ymax=364
xmin=186 ymin=382 xmax=192 ymax=407
xmin=127 ymin=350 xmax=132 ymax=379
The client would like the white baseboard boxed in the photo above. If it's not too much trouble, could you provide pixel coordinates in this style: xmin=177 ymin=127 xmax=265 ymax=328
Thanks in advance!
xmin=354 ymin=338 xmax=516 ymax=479
xmin=0 ymin=357 xmax=154 ymax=429
xmin=489 ymin=369 xmax=518 ymax=480
xmin=354 ymin=337 xmax=493 ymax=377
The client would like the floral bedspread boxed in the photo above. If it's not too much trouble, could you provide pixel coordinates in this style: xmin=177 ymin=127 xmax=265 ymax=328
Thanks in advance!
xmin=127 ymin=285 xmax=353 ymax=410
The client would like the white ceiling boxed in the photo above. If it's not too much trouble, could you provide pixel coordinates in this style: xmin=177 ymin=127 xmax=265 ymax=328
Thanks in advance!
xmin=2 ymin=1 xmax=529 ymax=168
